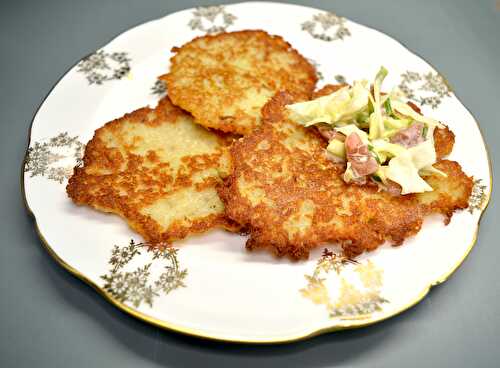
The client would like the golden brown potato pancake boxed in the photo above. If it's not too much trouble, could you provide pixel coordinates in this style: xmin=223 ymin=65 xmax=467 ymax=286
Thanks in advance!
xmin=67 ymin=97 xmax=238 ymax=244
xmin=161 ymin=30 xmax=317 ymax=135
xmin=219 ymin=91 xmax=472 ymax=259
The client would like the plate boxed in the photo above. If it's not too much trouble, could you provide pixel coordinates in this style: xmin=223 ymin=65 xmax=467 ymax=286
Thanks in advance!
xmin=22 ymin=2 xmax=491 ymax=343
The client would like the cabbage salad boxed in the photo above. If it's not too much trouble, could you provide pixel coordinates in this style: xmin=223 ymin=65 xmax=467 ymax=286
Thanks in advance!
xmin=286 ymin=67 xmax=446 ymax=195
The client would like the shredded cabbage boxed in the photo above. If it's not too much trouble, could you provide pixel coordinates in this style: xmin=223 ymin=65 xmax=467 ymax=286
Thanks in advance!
xmin=335 ymin=124 xmax=369 ymax=144
xmin=420 ymin=165 xmax=448 ymax=177
xmin=371 ymin=139 xmax=407 ymax=157
xmin=368 ymin=67 xmax=388 ymax=140
xmin=408 ymin=138 xmax=436 ymax=169
xmin=391 ymin=100 xmax=444 ymax=129
xmin=287 ymin=81 xmax=370 ymax=126
xmin=386 ymin=152 xmax=434 ymax=194
xmin=326 ymin=139 xmax=346 ymax=158
xmin=383 ymin=117 xmax=411 ymax=130
xmin=286 ymin=66 xmax=447 ymax=195
xmin=384 ymin=138 xmax=438 ymax=194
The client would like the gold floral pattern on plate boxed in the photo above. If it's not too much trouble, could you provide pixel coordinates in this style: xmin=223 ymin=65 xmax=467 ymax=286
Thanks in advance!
xmin=302 ymin=12 xmax=351 ymax=42
xmin=24 ymin=132 xmax=84 ymax=183
xmin=76 ymin=50 xmax=131 ymax=85
xmin=101 ymin=239 xmax=187 ymax=308
xmin=398 ymin=70 xmax=452 ymax=109
xmin=301 ymin=249 xmax=388 ymax=319
xmin=188 ymin=6 xmax=237 ymax=34
xmin=151 ymin=79 xmax=167 ymax=97
xmin=334 ymin=74 xmax=348 ymax=84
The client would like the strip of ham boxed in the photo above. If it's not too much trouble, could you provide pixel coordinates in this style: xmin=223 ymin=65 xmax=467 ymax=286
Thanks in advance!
xmin=385 ymin=180 xmax=402 ymax=196
xmin=345 ymin=133 xmax=379 ymax=177
xmin=316 ymin=125 xmax=346 ymax=142
xmin=390 ymin=122 xmax=425 ymax=148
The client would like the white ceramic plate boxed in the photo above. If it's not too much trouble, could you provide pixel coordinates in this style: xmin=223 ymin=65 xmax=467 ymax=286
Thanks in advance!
xmin=23 ymin=2 xmax=491 ymax=343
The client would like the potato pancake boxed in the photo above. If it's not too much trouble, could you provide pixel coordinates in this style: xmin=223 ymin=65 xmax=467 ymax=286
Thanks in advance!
xmin=67 ymin=97 xmax=238 ymax=244
xmin=219 ymin=91 xmax=472 ymax=259
xmin=161 ymin=30 xmax=317 ymax=135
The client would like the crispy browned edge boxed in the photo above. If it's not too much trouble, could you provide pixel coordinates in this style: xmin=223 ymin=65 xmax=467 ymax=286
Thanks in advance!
xmin=421 ymin=160 xmax=473 ymax=222
xmin=67 ymin=97 xmax=240 ymax=245
xmin=160 ymin=30 xmax=318 ymax=135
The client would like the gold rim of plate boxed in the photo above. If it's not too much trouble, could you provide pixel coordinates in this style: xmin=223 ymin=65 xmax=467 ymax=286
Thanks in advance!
xmin=20 ymin=1 xmax=493 ymax=344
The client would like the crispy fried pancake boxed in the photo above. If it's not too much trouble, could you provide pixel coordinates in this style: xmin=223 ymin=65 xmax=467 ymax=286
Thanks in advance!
xmin=433 ymin=126 xmax=455 ymax=159
xmin=312 ymin=84 xmax=348 ymax=99
xmin=67 ymin=97 xmax=238 ymax=244
xmin=416 ymin=160 xmax=472 ymax=222
xmin=161 ymin=30 xmax=317 ymax=135
xmin=219 ymin=91 xmax=472 ymax=259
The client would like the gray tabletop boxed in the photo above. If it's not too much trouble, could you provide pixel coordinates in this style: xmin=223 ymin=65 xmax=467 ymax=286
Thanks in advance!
xmin=1 ymin=0 xmax=499 ymax=367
